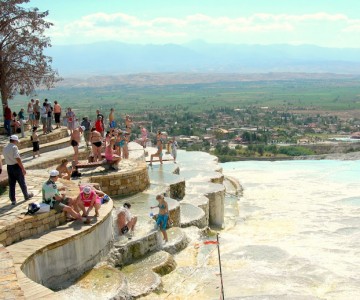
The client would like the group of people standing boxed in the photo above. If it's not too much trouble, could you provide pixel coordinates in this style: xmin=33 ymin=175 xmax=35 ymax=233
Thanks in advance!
xmin=2 ymin=101 xmax=29 ymax=137
xmin=2 ymin=101 xmax=177 ymax=241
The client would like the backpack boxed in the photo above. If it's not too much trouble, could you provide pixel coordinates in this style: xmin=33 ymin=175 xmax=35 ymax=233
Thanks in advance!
xmin=40 ymin=106 xmax=47 ymax=118
xmin=25 ymin=202 xmax=40 ymax=215
xmin=101 ymin=194 xmax=110 ymax=204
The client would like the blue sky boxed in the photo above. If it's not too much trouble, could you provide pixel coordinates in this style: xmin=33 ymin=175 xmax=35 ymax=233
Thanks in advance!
xmin=24 ymin=0 xmax=360 ymax=48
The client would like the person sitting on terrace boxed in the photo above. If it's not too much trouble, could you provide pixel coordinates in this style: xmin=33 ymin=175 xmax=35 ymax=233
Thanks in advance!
xmin=76 ymin=185 xmax=101 ymax=218
xmin=117 ymin=202 xmax=137 ymax=239
xmin=70 ymin=160 xmax=82 ymax=179
xmin=11 ymin=111 xmax=21 ymax=133
xmin=105 ymin=137 xmax=120 ymax=169
xmin=42 ymin=170 xmax=83 ymax=222
xmin=56 ymin=158 xmax=71 ymax=180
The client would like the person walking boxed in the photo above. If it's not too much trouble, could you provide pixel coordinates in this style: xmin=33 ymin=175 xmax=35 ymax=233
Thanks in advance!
xmin=149 ymin=132 xmax=163 ymax=166
xmin=3 ymin=135 xmax=33 ymax=205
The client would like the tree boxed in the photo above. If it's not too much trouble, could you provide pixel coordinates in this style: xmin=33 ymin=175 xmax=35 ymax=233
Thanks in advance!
xmin=0 ymin=0 xmax=59 ymax=112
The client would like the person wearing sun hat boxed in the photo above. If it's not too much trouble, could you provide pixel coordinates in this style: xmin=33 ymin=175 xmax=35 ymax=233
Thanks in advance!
xmin=42 ymin=170 xmax=83 ymax=222
xmin=2 ymin=135 xmax=33 ymax=205
xmin=76 ymin=185 xmax=101 ymax=219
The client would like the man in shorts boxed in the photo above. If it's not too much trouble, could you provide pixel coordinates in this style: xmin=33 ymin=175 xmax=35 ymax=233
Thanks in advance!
xmin=117 ymin=202 xmax=137 ymax=239
xmin=70 ymin=125 xmax=85 ymax=163
xmin=42 ymin=170 xmax=82 ymax=221
xmin=33 ymin=99 xmax=40 ymax=127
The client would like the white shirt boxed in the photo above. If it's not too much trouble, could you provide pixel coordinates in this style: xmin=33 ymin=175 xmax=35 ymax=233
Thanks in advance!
xmin=118 ymin=207 xmax=132 ymax=223
xmin=3 ymin=143 xmax=20 ymax=165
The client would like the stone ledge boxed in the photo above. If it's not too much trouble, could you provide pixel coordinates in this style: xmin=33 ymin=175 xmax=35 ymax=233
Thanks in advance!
xmin=0 ymin=245 xmax=25 ymax=300
xmin=5 ymin=199 xmax=114 ymax=299
xmin=89 ymin=162 xmax=150 ymax=196
xmin=0 ymin=128 xmax=69 ymax=153
xmin=0 ymin=211 xmax=66 ymax=247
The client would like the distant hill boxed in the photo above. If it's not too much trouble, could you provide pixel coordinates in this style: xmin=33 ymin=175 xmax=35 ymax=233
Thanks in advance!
xmin=46 ymin=41 xmax=360 ymax=77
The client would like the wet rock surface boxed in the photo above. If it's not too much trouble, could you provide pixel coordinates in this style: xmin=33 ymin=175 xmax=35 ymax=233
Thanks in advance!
xmin=65 ymin=265 xmax=127 ymax=299
xmin=162 ymin=227 xmax=189 ymax=255
xmin=121 ymin=250 xmax=176 ymax=297
xmin=180 ymin=202 xmax=206 ymax=228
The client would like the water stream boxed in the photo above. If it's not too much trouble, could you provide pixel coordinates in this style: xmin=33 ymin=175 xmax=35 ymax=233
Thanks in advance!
xmin=144 ymin=159 xmax=360 ymax=299
xmin=57 ymin=153 xmax=360 ymax=299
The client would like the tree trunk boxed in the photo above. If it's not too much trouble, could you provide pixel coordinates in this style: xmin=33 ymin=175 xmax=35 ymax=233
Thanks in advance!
xmin=0 ymin=85 xmax=9 ymax=117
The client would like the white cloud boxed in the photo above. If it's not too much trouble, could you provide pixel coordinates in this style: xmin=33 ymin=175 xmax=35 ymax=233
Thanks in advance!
xmin=49 ymin=12 xmax=360 ymax=47
xmin=342 ymin=20 xmax=360 ymax=32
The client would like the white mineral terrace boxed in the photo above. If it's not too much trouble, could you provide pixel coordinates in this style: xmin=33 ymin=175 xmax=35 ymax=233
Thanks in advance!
xmin=0 ymin=134 xmax=228 ymax=300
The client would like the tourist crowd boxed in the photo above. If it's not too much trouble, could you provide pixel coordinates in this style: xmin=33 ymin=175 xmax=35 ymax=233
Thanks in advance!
xmin=2 ymin=99 xmax=176 ymax=242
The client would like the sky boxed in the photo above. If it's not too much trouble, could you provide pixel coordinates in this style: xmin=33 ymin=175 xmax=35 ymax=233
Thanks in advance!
xmin=23 ymin=0 xmax=360 ymax=48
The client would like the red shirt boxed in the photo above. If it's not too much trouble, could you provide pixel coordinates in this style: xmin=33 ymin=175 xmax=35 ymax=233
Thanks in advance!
xmin=95 ymin=120 xmax=103 ymax=132
xmin=4 ymin=107 xmax=12 ymax=120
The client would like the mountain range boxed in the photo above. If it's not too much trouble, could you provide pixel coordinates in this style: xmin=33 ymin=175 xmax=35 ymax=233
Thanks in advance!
xmin=46 ymin=41 xmax=360 ymax=77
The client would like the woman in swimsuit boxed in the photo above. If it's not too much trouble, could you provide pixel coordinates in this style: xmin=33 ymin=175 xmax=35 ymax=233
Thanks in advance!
xmin=115 ymin=131 xmax=123 ymax=158
xmin=105 ymin=137 xmax=120 ymax=169
xmin=90 ymin=127 xmax=103 ymax=162
xmin=125 ymin=115 xmax=132 ymax=134
xmin=150 ymin=194 xmax=169 ymax=243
